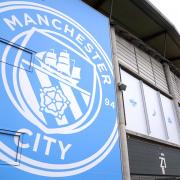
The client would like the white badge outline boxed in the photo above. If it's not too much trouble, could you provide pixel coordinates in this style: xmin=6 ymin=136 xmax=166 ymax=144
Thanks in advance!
xmin=2 ymin=27 xmax=102 ymax=135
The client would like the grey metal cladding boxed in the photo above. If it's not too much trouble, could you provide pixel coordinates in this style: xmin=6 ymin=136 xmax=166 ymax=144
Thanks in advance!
xmin=116 ymin=35 xmax=169 ymax=94
xmin=128 ymin=135 xmax=180 ymax=176
xmin=171 ymin=72 xmax=180 ymax=100
xmin=116 ymin=35 xmax=138 ymax=73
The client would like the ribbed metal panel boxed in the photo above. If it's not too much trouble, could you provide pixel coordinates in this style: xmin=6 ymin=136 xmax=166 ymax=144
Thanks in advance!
xmin=116 ymin=36 xmax=138 ymax=73
xmin=151 ymin=58 xmax=169 ymax=94
xmin=177 ymin=78 xmax=180 ymax=101
xmin=171 ymin=72 xmax=180 ymax=100
xmin=128 ymin=135 xmax=180 ymax=176
xmin=116 ymin=35 xmax=169 ymax=94
xmin=135 ymin=48 xmax=155 ymax=85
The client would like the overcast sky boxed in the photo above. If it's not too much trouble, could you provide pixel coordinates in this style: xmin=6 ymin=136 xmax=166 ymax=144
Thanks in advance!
xmin=149 ymin=0 xmax=180 ymax=34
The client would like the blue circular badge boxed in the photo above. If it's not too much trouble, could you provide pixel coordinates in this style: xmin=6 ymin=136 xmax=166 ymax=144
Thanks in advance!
xmin=0 ymin=1 xmax=119 ymax=177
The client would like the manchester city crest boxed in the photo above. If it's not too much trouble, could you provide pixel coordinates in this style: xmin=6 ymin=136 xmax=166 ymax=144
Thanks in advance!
xmin=0 ymin=1 xmax=120 ymax=178
xmin=6 ymin=26 xmax=100 ymax=134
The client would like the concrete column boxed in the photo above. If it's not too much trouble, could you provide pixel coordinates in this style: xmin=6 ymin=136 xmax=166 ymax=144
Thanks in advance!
xmin=110 ymin=26 xmax=131 ymax=180
xmin=163 ymin=62 xmax=180 ymax=124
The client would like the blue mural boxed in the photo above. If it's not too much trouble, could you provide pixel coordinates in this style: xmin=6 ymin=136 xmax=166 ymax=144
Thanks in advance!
xmin=0 ymin=0 xmax=122 ymax=179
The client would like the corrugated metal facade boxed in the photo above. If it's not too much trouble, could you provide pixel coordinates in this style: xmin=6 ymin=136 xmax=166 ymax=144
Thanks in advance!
xmin=171 ymin=72 xmax=180 ymax=101
xmin=117 ymin=35 xmax=180 ymax=145
xmin=116 ymin=36 xmax=169 ymax=94
xmin=128 ymin=135 xmax=180 ymax=176
xmin=116 ymin=36 xmax=138 ymax=74
xmin=112 ymin=5 xmax=180 ymax=180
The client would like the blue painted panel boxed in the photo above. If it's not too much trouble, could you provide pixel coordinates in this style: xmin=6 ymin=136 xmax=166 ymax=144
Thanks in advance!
xmin=0 ymin=0 xmax=122 ymax=179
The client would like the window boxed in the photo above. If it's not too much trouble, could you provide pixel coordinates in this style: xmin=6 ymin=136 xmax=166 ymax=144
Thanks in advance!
xmin=121 ymin=69 xmax=180 ymax=144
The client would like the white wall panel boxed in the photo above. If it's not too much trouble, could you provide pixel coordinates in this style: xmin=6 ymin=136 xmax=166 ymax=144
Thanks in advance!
xmin=143 ymin=84 xmax=166 ymax=140
xmin=121 ymin=70 xmax=147 ymax=135
xmin=160 ymin=94 xmax=180 ymax=144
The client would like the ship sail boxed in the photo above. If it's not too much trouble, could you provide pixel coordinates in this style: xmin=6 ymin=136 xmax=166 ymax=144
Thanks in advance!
xmin=45 ymin=51 xmax=57 ymax=68
xmin=35 ymin=49 xmax=81 ymax=85
xmin=35 ymin=51 xmax=46 ymax=61
xmin=57 ymin=64 xmax=71 ymax=77
xmin=72 ymin=67 xmax=81 ymax=80
xmin=57 ymin=51 xmax=71 ymax=76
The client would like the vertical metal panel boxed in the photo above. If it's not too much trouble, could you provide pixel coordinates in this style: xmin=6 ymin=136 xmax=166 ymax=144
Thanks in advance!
xmin=176 ymin=78 xmax=180 ymax=100
xmin=116 ymin=36 xmax=138 ymax=73
xmin=111 ymin=27 xmax=131 ymax=180
xmin=171 ymin=72 xmax=180 ymax=101
xmin=151 ymin=58 xmax=169 ymax=94
xmin=135 ymin=48 xmax=155 ymax=85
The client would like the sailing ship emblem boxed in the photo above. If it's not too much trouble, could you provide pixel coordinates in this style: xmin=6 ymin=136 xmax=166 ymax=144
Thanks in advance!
xmin=35 ymin=49 xmax=81 ymax=85
xmin=34 ymin=49 xmax=85 ymax=126
xmin=18 ymin=44 xmax=93 ymax=130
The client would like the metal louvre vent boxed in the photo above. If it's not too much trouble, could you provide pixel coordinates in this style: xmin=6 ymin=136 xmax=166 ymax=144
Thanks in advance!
xmin=116 ymin=36 xmax=138 ymax=74
xmin=171 ymin=72 xmax=180 ymax=100
xmin=177 ymin=78 xmax=180 ymax=101
xmin=152 ymin=58 xmax=169 ymax=94
xmin=116 ymin=36 xmax=169 ymax=94
xmin=135 ymin=48 xmax=155 ymax=85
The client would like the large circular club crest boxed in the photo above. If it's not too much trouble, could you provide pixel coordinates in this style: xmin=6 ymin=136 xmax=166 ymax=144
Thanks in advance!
xmin=0 ymin=1 xmax=119 ymax=177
